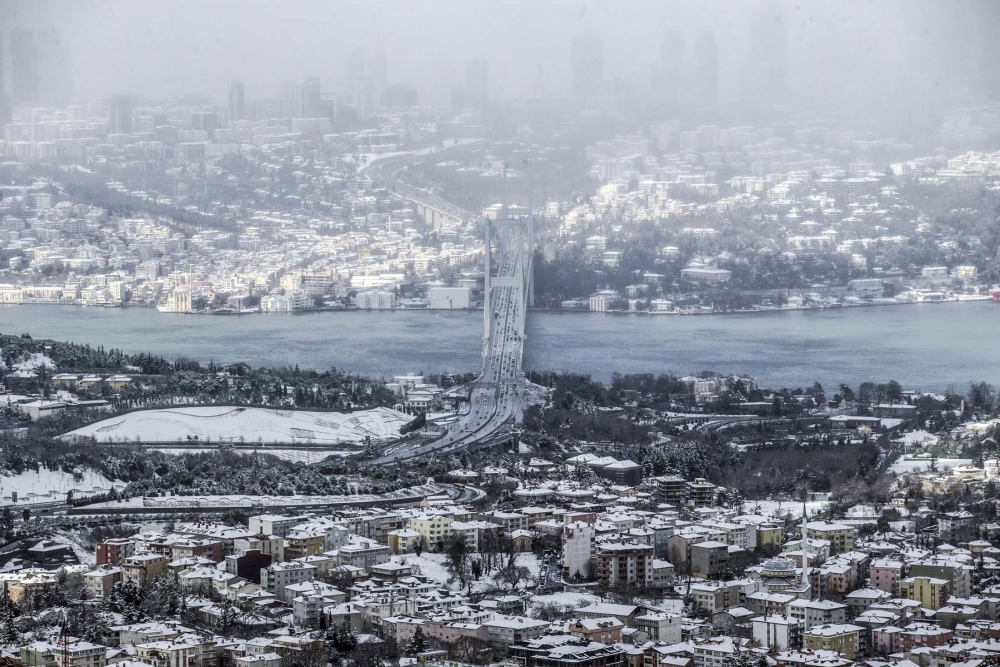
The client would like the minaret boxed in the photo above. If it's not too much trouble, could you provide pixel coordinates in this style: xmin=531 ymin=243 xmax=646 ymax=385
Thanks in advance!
xmin=801 ymin=496 xmax=810 ymax=597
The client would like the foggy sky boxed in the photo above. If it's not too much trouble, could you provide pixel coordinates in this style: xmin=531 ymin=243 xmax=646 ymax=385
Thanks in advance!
xmin=5 ymin=0 xmax=1000 ymax=113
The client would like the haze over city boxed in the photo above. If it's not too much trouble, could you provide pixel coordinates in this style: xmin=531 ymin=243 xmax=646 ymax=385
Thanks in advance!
xmin=5 ymin=0 xmax=1000 ymax=129
xmin=2 ymin=0 xmax=1000 ymax=662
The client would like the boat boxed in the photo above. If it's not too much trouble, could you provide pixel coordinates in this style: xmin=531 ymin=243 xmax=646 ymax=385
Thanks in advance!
xmin=989 ymin=288 xmax=1000 ymax=302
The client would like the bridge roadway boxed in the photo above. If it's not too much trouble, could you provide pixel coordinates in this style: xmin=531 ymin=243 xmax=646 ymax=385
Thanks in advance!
xmin=360 ymin=140 xmax=485 ymax=227
xmin=376 ymin=226 xmax=530 ymax=464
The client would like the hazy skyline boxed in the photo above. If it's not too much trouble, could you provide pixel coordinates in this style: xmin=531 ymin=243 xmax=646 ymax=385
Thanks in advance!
xmin=4 ymin=0 xmax=1000 ymax=123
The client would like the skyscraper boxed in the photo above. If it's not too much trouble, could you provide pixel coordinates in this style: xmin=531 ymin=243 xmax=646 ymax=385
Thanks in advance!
xmin=652 ymin=31 xmax=683 ymax=114
xmin=465 ymin=58 xmax=489 ymax=108
xmin=571 ymin=34 xmax=604 ymax=99
xmin=301 ymin=77 xmax=322 ymax=117
xmin=0 ymin=30 xmax=5 ymax=99
xmin=36 ymin=30 xmax=72 ymax=106
xmin=0 ymin=32 xmax=9 ymax=125
xmin=694 ymin=32 xmax=718 ymax=113
xmin=228 ymin=81 xmax=245 ymax=121
xmin=281 ymin=80 xmax=301 ymax=118
xmin=742 ymin=6 xmax=788 ymax=113
xmin=109 ymin=96 xmax=134 ymax=135
xmin=356 ymin=77 xmax=375 ymax=122
xmin=345 ymin=49 xmax=365 ymax=93
xmin=10 ymin=28 xmax=39 ymax=106
xmin=369 ymin=50 xmax=387 ymax=107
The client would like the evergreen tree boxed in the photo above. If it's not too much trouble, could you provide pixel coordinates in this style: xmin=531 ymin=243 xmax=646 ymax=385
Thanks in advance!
xmin=215 ymin=599 xmax=240 ymax=634
xmin=0 ymin=593 xmax=18 ymax=644
xmin=406 ymin=626 xmax=429 ymax=656
xmin=106 ymin=581 xmax=145 ymax=624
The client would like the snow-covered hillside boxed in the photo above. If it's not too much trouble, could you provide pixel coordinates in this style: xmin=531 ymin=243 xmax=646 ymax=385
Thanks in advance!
xmin=0 ymin=468 xmax=123 ymax=506
xmin=59 ymin=405 xmax=412 ymax=444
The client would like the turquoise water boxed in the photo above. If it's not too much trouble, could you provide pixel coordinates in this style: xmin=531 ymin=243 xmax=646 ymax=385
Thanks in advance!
xmin=1 ymin=302 xmax=996 ymax=391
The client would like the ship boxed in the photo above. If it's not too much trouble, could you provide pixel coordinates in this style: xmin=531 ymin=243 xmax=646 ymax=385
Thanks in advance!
xmin=990 ymin=288 xmax=1000 ymax=302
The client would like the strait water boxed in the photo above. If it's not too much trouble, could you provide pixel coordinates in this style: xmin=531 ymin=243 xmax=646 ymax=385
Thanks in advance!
xmin=1 ymin=302 xmax=996 ymax=391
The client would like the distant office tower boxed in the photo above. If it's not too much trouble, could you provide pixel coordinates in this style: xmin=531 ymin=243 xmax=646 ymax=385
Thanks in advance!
xmin=36 ymin=30 xmax=72 ymax=106
xmin=228 ymin=81 xmax=245 ymax=121
xmin=742 ymin=6 xmax=788 ymax=112
xmin=345 ymin=49 xmax=365 ymax=92
xmin=465 ymin=58 xmax=489 ymax=107
xmin=533 ymin=63 xmax=545 ymax=99
xmin=571 ymin=34 xmax=603 ymax=98
xmin=109 ymin=95 xmax=134 ymax=134
xmin=10 ymin=28 xmax=39 ymax=105
xmin=369 ymin=49 xmax=387 ymax=106
xmin=281 ymin=80 xmax=301 ymax=118
xmin=301 ymin=77 xmax=322 ymax=117
xmin=652 ymin=31 xmax=683 ymax=114
xmin=356 ymin=77 xmax=375 ymax=121
xmin=693 ymin=31 xmax=718 ymax=112
xmin=191 ymin=111 xmax=219 ymax=136
xmin=0 ymin=32 xmax=8 ymax=125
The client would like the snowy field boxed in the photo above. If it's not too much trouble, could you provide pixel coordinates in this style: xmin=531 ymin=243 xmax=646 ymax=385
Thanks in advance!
xmin=0 ymin=468 xmax=123 ymax=506
xmin=530 ymin=590 xmax=601 ymax=611
xmin=75 ymin=480 xmax=443 ymax=511
xmin=889 ymin=458 xmax=972 ymax=474
xmin=741 ymin=499 xmax=831 ymax=519
xmin=8 ymin=351 xmax=56 ymax=372
xmin=151 ymin=447 xmax=350 ymax=463
xmin=59 ymin=406 xmax=411 ymax=444
xmin=395 ymin=552 xmax=541 ymax=592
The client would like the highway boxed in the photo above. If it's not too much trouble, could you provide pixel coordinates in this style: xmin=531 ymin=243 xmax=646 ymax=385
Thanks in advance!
xmin=376 ymin=225 xmax=530 ymax=463
xmin=369 ymin=147 xmax=531 ymax=464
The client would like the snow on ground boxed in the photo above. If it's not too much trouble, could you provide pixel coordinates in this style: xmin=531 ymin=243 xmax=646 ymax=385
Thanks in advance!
xmin=397 ymin=553 xmax=451 ymax=586
xmin=890 ymin=458 xmax=972 ymax=474
xmin=0 ymin=468 xmax=123 ymax=506
xmin=395 ymin=552 xmax=541 ymax=592
xmin=10 ymin=352 xmax=55 ymax=372
xmin=742 ymin=499 xmax=830 ymax=520
xmin=529 ymin=590 xmax=601 ymax=611
xmin=151 ymin=448 xmax=351 ymax=463
xmin=54 ymin=528 xmax=100 ymax=566
xmin=59 ymin=406 xmax=411 ymax=444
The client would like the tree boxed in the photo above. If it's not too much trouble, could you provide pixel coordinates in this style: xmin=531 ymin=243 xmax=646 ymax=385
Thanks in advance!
xmin=722 ymin=648 xmax=768 ymax=667
xmin=144 ymin=575 xmax=182 ymax=619
xmin=406 ymin=627 xmax=429 ymax=656
xmin=105 ymin=580 xmax=145 ymax=624
xmin=445 ymin=534 xmax=472 ymax=589
xmin=969 ymin=381 xmax=996 ymax=412
xmin=449 ymin=635 xmax=493 ymax=665
xmin=215 ymin=599 xmax=241 ymax=634
xmin=0 ymin=593 xmax=19 ymax=643
xmin=494 ymin=547 xmax=531 ymax=591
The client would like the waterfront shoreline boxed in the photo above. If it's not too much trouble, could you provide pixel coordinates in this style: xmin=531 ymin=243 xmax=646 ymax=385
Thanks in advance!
xmin=3 ymin=293 xmax=994 ymax=318
xmin=2 ymin=300 xmax=998 ymax=391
